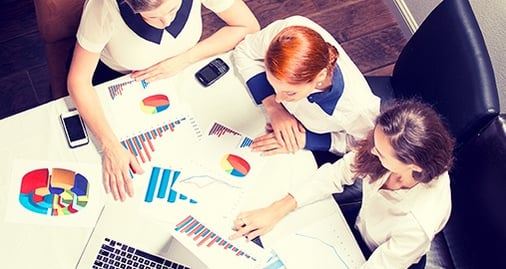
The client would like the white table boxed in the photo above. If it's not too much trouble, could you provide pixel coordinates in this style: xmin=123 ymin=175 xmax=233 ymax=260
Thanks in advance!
xmin=0 ymin=52 xmax=364 ymax=268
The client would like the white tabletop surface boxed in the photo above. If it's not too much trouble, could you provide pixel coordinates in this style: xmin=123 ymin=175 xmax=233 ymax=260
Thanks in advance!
xmin=0 ymin=52 xmax=364 ymax=268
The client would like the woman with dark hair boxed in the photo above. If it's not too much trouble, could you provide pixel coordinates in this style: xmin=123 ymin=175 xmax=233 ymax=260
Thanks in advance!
xmin=230 ymin=99 xmax=455 ymax=269
xmin=234 ymin=16 xmax=380 ymax=161
xmin=68 ymin=0 xmax=259 ymax=201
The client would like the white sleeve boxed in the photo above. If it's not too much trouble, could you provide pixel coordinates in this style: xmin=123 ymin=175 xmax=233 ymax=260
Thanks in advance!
xmin=76 ymin=0 xmax=116 ymax=53
xmin=289 ymin=151 xmax=357 ymax=207
xmin=201 ymin=0 xmax=235 ymax=13
xmin=360 ymin=225 xmax=430 ymax=269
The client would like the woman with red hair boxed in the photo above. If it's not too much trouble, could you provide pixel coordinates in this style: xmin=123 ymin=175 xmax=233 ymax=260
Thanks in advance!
xmin=234 ymin=16 xmax=380 ymax=164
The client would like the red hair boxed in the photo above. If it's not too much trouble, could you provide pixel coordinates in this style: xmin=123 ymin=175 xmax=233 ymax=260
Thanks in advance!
xmin=265 ymin=26 xmax=339 ymax=84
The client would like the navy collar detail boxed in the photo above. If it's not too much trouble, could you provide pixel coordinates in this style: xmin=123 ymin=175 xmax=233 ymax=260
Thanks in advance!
xmin=118 ymin=0 xmax=193 ymax=44
xmin=306 ymin=65 xmax=345 ymax=115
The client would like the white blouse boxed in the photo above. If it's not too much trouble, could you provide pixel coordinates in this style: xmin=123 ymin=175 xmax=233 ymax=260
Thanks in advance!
xmin=233 ymin=16 xmax=380 ymax=154
xmin=290 ymin=152 xmax=452 ymax=268
xmin=76 ymin=0 xmax=234 ymax=73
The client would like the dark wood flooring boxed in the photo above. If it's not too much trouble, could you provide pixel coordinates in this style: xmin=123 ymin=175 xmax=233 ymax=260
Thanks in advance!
xmin=0 ymin=0 xmax=406 ymax=120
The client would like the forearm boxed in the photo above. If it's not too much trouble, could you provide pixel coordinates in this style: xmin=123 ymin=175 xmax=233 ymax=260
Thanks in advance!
xmin=183 ymin=25 xmax=256 ymax=65
xmin=262 ymin=95 xmax=285 ymax=116
xmin=270 ymin=194 xmax=298 ymax=219
xmin=68 ymin=85 xmax=119 ymax=151
xmin=179 ymin=0 xmax=259 ymax=67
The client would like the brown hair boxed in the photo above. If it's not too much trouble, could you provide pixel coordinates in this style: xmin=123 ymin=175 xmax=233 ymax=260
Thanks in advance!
xmin=265 ymin=26 xmax=339 ymax=84
xmin=123 ymin=0 xmax=162 ymax=13
xmin=352 ymin=99 xmax=455 ymax=183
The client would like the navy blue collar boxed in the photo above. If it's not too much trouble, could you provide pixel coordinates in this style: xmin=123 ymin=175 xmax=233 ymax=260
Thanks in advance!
xmin=118 ymin=0 xmax=193 ymax=44
xmin=306 ymin=65 xmax=345 ymax=115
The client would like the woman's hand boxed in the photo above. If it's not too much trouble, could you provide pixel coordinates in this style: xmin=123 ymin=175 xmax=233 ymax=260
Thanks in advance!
xmin=101 ymin=143 xmax=144 ymax=201
xmin=229 ymin=195 xmax=297 ymax=241
xmin=262 ymin=96 xmax=306 ymax=153
xmin=130 ymin=54 xmax=190 ymax=83
xmin=252 ymin=124 xmax=306 ymax=156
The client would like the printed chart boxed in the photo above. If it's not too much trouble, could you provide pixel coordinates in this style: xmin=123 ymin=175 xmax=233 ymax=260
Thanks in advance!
xmin=19 ymin=167 xmax=89 ymax=216
xmin=208 ymin=122 xmax=254 ymax=148
xmin=107 ymin=79 xmax=149 ymax=100
xmin=170 ymin=212 xmax=269 ymax=269
xmin=119 ymin=116 xmax=202 ymax=165
xmin=144 ymin=166 xmax=197 ymax=205
xmin=5 ymin=159 xmax=105 ymax=227
xmin=96 ymin=75 xmax=193 ymax=142
xmin=140 ymin=94 xmax=170 ymax=114
xmin=185 ymin=122 xmax=263 ymax=188
xmin=271 ymin=211 xmax=365 ymax=269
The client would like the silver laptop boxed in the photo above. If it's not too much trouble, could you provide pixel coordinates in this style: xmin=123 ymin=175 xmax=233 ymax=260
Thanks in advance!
xmin=76 ymin=202 xmax=207 ymax=269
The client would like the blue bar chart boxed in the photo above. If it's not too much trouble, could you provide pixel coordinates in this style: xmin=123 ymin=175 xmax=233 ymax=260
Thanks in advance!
xmin=144 ymin=166 xmax=197 ymax=204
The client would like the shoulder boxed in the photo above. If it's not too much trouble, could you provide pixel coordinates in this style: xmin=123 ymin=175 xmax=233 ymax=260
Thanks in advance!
xmin=411 ymin=172 xmax=452 ymax=235
xmin=201 ymin=0 xmax=235 ymax=13
xmin=83 ymin=0 xmax=117 ymax=13
xmin=81 ymin=0 xmax=118 ymax=23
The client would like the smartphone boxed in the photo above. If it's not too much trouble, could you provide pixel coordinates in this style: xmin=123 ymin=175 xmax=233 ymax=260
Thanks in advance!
xmin=60 ymin=110 xmax=89 ymax=148
xmin=195 ymin=58 xmax=230 ymax=87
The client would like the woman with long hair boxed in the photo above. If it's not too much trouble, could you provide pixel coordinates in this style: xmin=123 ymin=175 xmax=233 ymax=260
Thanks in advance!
xmin=230 ymin=99 xmax=455 ymax=268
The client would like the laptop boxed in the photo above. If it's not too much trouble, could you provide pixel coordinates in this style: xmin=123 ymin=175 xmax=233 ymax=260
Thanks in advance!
xmin=76 ymin=201 xmax=207 ymax=269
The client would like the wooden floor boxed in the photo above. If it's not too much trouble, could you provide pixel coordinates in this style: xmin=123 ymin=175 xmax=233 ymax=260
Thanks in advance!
xmin=0 ymin=0 xmax=406 ymax=119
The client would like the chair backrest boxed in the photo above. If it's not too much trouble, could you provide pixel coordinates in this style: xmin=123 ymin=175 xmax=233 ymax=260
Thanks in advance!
xmin=34 ymin=0 xmax=85 ymax=98
xmin=391 ymin=0 xmax=499 ymax=147
xmin=444 ymin=114 xmax=506 ymax=268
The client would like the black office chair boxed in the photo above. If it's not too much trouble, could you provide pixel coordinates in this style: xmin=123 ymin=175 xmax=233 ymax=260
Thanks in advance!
xmin=365 ymin=0 xmax=499 ymax=148
xmin=338 ymin=1 xmax=499 ymax=267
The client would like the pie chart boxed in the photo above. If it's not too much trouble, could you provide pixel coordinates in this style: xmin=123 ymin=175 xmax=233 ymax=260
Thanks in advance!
xmin=18 ymin=168 xmax=90 ymax=216
xmin=220 ymin=154 xmax=250 ymax=177
xmin=140 ymin=94 xmax=170 ymax=114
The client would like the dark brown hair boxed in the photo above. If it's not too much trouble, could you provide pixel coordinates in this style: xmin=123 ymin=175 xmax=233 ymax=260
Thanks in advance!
xmin=265 ymin=26 xmax=338 ymax=84
xmin=352 ymin=99 xmax=455 ymax=183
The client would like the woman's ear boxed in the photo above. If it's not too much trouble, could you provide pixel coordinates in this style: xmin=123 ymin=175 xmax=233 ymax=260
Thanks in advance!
xmin=410 ymin=164 xmax=423 ymax=173
xmin=317 ymin=68 xmax=327 ymax=81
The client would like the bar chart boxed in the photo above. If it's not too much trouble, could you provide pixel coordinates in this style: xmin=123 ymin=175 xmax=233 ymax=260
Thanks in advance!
xmin=174 ymin=214 xmax=256 ymax=261
xmin=108 ymin=79 xmax=149 ymax=100
xmin=208 ymin=122 xmax=253 ymax=148
xmin=119 ymin=116 xmax=201 ymax=164
xmin=144 ymin=166 xmax=197 ymax=204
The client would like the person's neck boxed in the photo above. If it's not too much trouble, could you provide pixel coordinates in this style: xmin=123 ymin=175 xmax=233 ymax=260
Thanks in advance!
xmin=381 ymin=172 xmax=419 ymax=190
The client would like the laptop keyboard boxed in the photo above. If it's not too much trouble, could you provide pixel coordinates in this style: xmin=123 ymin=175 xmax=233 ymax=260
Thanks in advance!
xmin=92 ymin=237 xmax=190 ymax=269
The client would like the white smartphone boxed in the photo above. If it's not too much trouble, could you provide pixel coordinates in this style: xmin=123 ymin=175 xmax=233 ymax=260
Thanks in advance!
xmin=60 ymin=110 xmax=89 ymax=148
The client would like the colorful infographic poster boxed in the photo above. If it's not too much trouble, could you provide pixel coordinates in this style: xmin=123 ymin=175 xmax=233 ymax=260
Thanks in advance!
xmin=5 ymin=159 xmax=105 ymax=227
xmin=95 ymin=75 xmax=194 ymax=143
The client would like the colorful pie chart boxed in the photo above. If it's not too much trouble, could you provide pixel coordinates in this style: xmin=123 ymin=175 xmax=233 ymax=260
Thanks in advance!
xmin=220 ymin=154 xmax=250 ymax=177
xmin=140 ymin=94 xmax=170 ymax=114
xmin=18 ymin=168 xmax=90 ymax=216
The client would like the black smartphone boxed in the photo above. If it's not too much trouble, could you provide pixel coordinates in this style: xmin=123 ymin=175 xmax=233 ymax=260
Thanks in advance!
xmin=60 ymin=110 xmax=89 ymax=148
xmin=195 ymin=58 xmax=230 ymax=87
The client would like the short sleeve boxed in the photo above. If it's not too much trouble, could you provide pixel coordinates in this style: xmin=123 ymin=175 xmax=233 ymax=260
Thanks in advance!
xmin=201 ymin=0 xmax=235 ymax=13
xmin=76 ymin=0 xmax=116 ymax=53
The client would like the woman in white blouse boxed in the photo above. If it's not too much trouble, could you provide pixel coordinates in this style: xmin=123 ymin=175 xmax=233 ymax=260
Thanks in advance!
xmin=233 ymin=16 xmax=380 ymax=160
xmin=67 ymin=0 xmax=259 ymax=201
xmin=230 ymin=99 xmax=455 ymax=269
